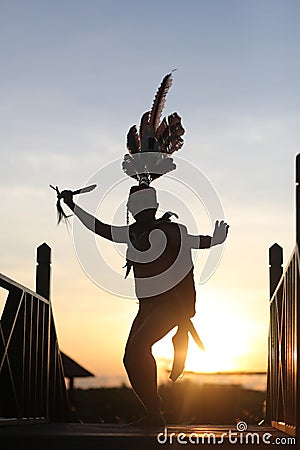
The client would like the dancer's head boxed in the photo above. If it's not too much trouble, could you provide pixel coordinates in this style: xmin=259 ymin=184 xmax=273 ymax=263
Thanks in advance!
xmin=127 ymin=185 xmax=158 ymax=222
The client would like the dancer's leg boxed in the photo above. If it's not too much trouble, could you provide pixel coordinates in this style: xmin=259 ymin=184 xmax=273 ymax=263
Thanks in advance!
xmin=123 ymin=301 xmax=178 ymax=419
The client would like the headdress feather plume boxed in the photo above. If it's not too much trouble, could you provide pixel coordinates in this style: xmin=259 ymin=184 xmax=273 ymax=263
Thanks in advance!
xmin=149 ymin=72 xmax=173 ymax=130
xmin=122 ymin=71 xmax=185 ymax=186
xmin=126 ymin=125 xmax=140 ymax=154
xmin=139 ymin=111 xmax=150 ymax=142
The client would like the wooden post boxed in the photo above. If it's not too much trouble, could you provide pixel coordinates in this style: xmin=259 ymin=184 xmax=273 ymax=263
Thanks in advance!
xmin=269 ymin=244 xmax=283 ymax=299
xmin=266 ymin=243 xmax=283 ymax=424
xmin=36 ymin=243 xmax=51 ymax=301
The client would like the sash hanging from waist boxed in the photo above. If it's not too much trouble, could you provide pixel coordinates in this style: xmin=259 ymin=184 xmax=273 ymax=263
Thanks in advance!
xmin=169 ymin=319 xmax=205 ymax=382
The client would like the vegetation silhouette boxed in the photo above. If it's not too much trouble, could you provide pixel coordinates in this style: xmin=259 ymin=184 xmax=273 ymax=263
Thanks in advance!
xmin=71 ymin=381 xmax=265 ymax=425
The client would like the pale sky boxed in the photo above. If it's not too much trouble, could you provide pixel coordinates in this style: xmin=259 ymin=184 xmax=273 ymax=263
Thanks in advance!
xmin=1 ymin=0 xmax=300 ymax=385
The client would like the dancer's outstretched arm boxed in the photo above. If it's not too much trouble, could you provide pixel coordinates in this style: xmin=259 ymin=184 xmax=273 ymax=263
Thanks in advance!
xmin=61 ymin=190 xmax=128 ymax=243
xmin=188 ymin=220 xmax=229 ymax=249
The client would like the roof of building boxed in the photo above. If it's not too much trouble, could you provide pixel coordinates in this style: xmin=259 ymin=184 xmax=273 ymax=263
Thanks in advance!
xmin=61 ymin=351 xmax=94 ymax=378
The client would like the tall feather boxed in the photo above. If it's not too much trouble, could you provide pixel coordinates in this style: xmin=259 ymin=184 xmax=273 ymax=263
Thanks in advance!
xmin=127 ymin=125 xmax=140 ymax=154
xmin=149 ymin=72 xmax=173 ymax=131
xmin=139 ymin=111 xmax=150 ymax=142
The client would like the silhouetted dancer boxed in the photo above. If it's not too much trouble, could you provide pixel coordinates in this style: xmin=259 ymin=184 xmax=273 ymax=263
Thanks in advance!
xmin=53 ymin=72 xmax=229 ymax=426
xmin=61 ymin=186 xmax=229 ymax=426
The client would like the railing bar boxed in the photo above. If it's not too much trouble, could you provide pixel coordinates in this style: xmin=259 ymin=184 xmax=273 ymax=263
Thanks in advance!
xmin=271 ymin=305 xmax=276 ymax=419
xmin=0 ymin=292 xmax=25 ymax=373
xmin=282 ymin=283 xmax=287 ymax=421
xmin=21 ymin=294 xmax=27 ymax=416
xmin=270 ymin=246 xmax=297 ymax=305
xmin=0 ymin=322 xmax=21 ymax=416
xmin=0 ymin=305 xmax=24 ymax=419
xmin=40 ymin=302 xmax=45 ymax=416
xmin=52 ymin=331 xmax=58 ymax=419
xmin=286 ymin=266 xmax=290 ymax=424
xmin=27 ymin=294 xmax=33 ymax=415
xmin=276 ymin=308 xmax=279 ymax=421
xmin=34 ymin=299 xmax=39 ymax=418
xmin=276 ymin=357 xmax=281 ymax=420
xmin=275 ymin=293 xmax=281 ymax=353
xmin=46 ymin=301 xmax=51 ymax=420
xmin=289 ymin=260 xmax=295 ymax=423
xmin=293 ymin=258 xmax=297 ymax=423
xmin=0 ymin=322 xmax=6 ymax=372
xmin=0 ymin=273 xmax=49 ymax=304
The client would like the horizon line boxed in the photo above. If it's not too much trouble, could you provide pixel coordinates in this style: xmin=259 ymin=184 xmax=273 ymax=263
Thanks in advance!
xmin=172 ymin=370 xmax=267 ymax=376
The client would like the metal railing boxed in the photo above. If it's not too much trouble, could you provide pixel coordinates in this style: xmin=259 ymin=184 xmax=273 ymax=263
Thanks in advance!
xmin=267 ymin=246 xmax=298 ymax=436
xmin=0 ymin=244 xmax=69 ymax=423
xmin=267 ymin=153 xmax=300 ymax=438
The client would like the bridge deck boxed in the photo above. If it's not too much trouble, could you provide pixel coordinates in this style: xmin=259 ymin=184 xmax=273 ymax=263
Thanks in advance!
xmin=0 ymin=423 xmax=295 ymax=449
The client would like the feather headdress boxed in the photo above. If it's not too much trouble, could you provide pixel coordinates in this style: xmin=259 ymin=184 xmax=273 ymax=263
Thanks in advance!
xmin=122 ymin=72 xmax=185 ymax=186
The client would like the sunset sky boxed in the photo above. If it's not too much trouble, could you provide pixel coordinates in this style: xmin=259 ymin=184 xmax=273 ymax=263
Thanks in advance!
xmin=1 ymin=0 xmax=300 ymax=386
